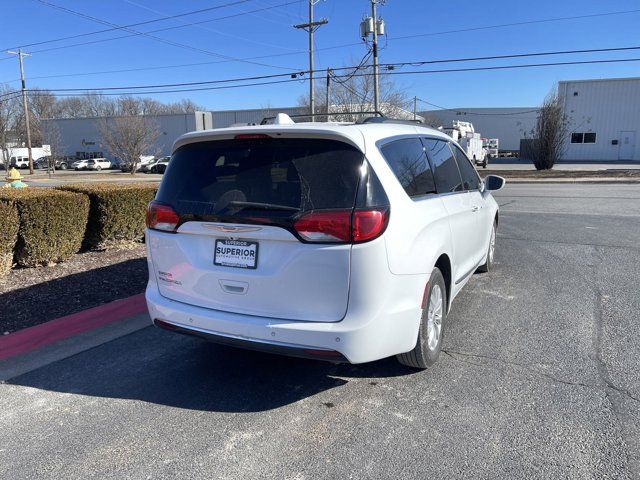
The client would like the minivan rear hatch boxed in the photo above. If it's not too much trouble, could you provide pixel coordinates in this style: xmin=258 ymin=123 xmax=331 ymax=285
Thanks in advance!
xmin=148 ymin=134 xmax=377 ymax=322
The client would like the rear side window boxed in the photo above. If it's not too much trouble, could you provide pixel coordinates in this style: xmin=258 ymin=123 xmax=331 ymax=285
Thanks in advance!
xmin=380 ymin=137 xmax=436 ymax=197
xmin=156 ymin=138 xmax=365 ymax=219
xmin=450 ymin=144 xmax=480 ymax=191
xmin=423 ymin=139 xmax=463 ymax=194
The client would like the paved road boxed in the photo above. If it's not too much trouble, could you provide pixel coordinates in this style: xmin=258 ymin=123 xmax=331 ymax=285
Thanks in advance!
xmin=2 ymin=184 xmax=639 ymax=479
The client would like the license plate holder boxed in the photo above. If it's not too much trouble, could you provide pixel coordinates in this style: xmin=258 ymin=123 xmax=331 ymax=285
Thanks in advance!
xmin=214 ymin=239 xmax=258 ymax=269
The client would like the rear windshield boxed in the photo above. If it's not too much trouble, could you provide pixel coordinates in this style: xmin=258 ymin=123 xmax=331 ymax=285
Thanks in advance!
xmin=156 ymin=138 xmax=365 ymax=220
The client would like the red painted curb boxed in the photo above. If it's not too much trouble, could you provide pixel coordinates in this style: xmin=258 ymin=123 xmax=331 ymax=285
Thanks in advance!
xmin=0 ymin=294 xmax=148 ymax=361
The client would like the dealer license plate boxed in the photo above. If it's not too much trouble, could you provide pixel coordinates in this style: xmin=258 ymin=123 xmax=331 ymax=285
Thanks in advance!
xmin=214 ymin=239 xmax=258 ymax=269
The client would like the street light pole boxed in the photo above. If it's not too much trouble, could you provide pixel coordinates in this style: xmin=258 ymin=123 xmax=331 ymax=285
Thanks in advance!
xmin=7 ymin=49 xmax=33 ymax=174
xmin=294 ymin=1 xmax=328 ymax=119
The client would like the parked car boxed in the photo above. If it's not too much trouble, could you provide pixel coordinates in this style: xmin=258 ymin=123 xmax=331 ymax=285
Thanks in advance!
xmin=33 ymin=157 xmax=50 ymax=169
xmin=149 ymin=156 xmax=170 ymax=174
xmin=32 ymin=156 xmax=75 ymax=170
xmin=86 ymin=158 xmax=112 ymax=171
xmin=145 ymin=114 xmax=505 ymax=369
xmin=139 ymin=157 xmax=159 ymax=173
xmin=11 ymin=157 xmax=30 ymax=169
xmin=72 ymin=159 xmax=90 ymax=170
xmin=54 ymin=156 xmax=74 ymax=170
xmin=120 ymin=155 xmax=155 ymax=172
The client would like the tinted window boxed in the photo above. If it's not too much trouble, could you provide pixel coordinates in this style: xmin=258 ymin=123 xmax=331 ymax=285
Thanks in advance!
xmin=423 ymin=139 xmax=463 ymax=193
xmin=450 ymin=144 xmax=480 ymax=191
xmin=157 ymin=138 xmax=365 ymax=220
xmin=584 ymin=133 xmax=596 ymax=143
xmin=380 ymin=137 xmax=436 ymax=197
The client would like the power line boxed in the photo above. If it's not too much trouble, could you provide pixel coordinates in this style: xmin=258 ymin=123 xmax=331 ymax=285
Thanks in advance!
xmin=0 ymin=1 xmax=303 ymax=70
xmin=388 ymin=8 xmax=640 ymax=43
xmin=21 ymin=56 xmax=640 ymax=98
xmin=2 ymin=4 xmax=636 ymax=68
xmin=1 ymin=0 xmax=254 ymax=51
xmin=416 ymin=98 xmax=539 ymax=116
xmin=16 ymin=45 xmax=640 ymax=93
xmin=8 ymin=40 xmax=640 ymax=86
xmin=122 ymin=0 xmax=300 ymax=52
xmin=30 ymin=0 xmax=298 ymax=71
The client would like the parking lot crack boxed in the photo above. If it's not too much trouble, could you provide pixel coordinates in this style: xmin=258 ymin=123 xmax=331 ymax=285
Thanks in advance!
xmin=443 ymin=349 xmax=602 ymax=390
xmin=591 ymin=245 xmax=638 ymax=477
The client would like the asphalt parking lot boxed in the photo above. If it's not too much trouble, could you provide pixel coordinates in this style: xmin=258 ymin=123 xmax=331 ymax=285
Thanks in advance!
xmin=2 ymin=183 xmax=639 ymax=479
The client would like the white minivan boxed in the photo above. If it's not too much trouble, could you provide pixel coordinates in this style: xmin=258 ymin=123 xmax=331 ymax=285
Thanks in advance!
xmin=145 ymin=115 xmax=504 ymax=368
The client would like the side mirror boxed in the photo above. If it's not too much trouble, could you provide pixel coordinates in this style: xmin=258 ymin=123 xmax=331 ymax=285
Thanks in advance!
xmin=483 ymin=175 xmax=505 ymax=192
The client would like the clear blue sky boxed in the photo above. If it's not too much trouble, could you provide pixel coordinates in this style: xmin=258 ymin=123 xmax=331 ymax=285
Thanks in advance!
xmin=1 ymin=0 xmax=639 ymax=110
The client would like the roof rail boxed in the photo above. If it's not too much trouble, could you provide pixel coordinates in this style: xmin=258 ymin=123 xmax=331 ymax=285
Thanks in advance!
xmin=356 ymin=117 xmax=424 ymax=126
xmin=260 ymin=110 xmax=384 ymax=125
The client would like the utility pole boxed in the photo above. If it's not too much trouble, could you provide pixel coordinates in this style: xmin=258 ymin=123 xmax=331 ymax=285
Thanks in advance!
xmin=7 ymin=49 xmax=34 ymax=175
xmin=371 ymin=0 xmax=380 ymax=114
xmin=413 ymin=96 xmax=417 ymax=120
xmin=325 ymin=68 xmax=331 ymax=122
xmin=294 ymin=1 xmax=328 ymax=118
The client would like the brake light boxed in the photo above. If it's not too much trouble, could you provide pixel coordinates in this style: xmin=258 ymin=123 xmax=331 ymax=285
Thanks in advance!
xmin=293 ymin=210 xmax=351 ymax=242
xmin=234 ymin=134 xmax=271 ymax=140
xmin=146 ymin=201 xmax=179 ymax=232
xmin=352 ymin=209 xmax=388 ymax=242
xmin=293 ymin=208 xmax=389 ymax=243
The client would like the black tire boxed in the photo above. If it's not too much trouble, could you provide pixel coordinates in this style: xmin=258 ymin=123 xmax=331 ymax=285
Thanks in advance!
xmin=397 ymin=267 xmax=447 ymax=369
xmin=477 ymin=222 xmax=496 ymax=273
xmin=96 ymin=166 xmax=102 ymax=171
xmin=59 ymin=163 xmax=67 ymax=170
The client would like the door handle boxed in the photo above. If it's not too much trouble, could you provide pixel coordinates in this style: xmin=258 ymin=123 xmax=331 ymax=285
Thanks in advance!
xmin=471 ymin=205 xmax=480 ymax=212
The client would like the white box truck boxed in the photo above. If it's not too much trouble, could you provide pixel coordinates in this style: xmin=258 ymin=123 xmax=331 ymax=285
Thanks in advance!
xmin=443 ymin=121 xmax=487 ymax=168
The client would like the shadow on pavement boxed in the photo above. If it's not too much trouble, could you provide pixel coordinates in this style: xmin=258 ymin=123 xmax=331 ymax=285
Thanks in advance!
xmin=0 ymin=258 xmax=147 ymax=333
xmin=9 ymin=326 xmax=416 ymax=412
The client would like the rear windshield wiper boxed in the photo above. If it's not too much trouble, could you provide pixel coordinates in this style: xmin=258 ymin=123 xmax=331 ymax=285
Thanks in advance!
xmin=225 ymin=201 xmax=300 ymax=212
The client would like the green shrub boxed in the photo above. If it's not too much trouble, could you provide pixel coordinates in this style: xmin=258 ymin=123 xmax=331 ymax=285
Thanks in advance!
xmin=59 ymin=183 xmax=157 ymax=249
xmin=0 ymin=200 xmax=19 ymax=274
xmin=0 ymin=189 xmax=89 ymax=267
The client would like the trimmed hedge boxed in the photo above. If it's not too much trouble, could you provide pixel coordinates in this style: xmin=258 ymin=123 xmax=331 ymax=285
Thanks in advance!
xmin=0 ymin=200 xmax=19 ymax=274
xmin=0 ymin=189 xmax=89 ymax=267
xmin=59 ymin=183 xmax=157 ymax=249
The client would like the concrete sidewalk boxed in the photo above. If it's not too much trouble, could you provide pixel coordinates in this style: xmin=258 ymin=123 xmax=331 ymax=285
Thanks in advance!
xmin=486 ymin=159 xmax=640 ymax=171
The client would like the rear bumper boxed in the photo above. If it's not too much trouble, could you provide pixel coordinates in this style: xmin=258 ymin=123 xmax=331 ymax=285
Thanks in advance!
xmin=153 ymin=318 xmax=348 ymax=362
xmin=145 ymin=268 xmax=426 ymax=364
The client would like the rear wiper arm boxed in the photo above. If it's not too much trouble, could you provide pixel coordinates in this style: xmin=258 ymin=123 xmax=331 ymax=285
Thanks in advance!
xmin=226 ymin=201 xmax=300 ymax=212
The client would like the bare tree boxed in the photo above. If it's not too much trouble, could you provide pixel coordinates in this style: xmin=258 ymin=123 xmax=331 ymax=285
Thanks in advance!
xmin=528 ymin=89 xmax=570 ymax=170
xmin=40 ymin=121 xmax=64 ymax=172
xmin=298 ymin=65 xmax=411 ymax=122
xmin=98 ymin=116 xmax=160 ymax=175
xmin=0 ymin=85 xmax=21 ymax=169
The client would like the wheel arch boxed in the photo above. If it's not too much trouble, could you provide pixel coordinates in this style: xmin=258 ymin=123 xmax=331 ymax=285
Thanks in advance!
xmin=433 ymin=253 xmax=452 ymax=311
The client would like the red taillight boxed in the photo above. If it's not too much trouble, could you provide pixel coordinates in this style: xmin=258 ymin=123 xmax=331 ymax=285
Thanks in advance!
xmin=293 ymin=210 xmax=351 ymax=242
xmin=146 ymin=201 xmax=179 ymax=232
xmin=352 ymin=209 xmax=388 ymax=242
xmin=293 ymin=208 xmax=388 ymax=243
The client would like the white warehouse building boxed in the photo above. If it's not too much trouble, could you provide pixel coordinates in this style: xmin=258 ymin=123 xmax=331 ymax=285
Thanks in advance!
xmin=559 ymin=77 xmax=640 ymax=161
xmin=420 ymin=107 xmax=538 ymax=152
xmin=43 ymin=111 xmax=214 ymax=161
